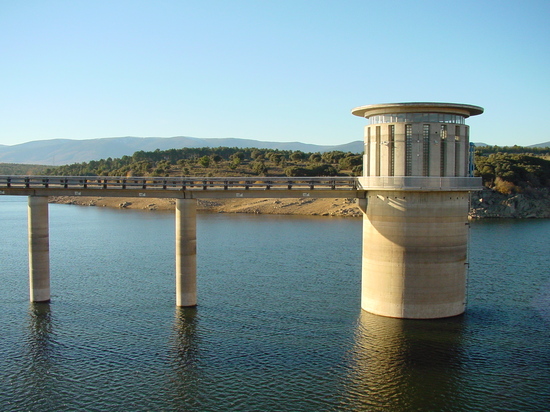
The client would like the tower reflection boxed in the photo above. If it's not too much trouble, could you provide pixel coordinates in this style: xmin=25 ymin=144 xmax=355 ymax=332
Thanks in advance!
xmin=342 ymin=311 xmax=466 ymax=411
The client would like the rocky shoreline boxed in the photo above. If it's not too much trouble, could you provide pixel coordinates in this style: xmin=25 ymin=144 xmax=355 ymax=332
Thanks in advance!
xmin=469 ymin=188 xmax=550 ymax=219
xmin=49 ymin=188 xmax=550 ymax=219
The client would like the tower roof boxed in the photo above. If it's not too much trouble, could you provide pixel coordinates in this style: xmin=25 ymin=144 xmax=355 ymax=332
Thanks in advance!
xmin=351 ymin=102 xmax=484 ymax=118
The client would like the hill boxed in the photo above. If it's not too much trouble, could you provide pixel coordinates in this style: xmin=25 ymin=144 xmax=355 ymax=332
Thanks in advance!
xmin=0 ymin=136 xmax=363 ymax=165
xmin=2 ymin=135 xmax=548 ymax=166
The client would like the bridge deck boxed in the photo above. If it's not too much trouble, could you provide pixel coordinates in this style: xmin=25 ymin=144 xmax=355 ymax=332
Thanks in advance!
xmin=0 ymin=176 xmax=361 ymax=199
xmin=0 ymin=175 xmax=481 ymax=199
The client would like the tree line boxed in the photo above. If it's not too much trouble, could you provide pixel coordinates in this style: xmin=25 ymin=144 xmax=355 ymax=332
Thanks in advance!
xmin=42 ymin=147 xmax=364 ymax=178
xmin=3 ymin=144 xmax=549 ymax=196
xmin=474 ymin=145 xmax=550 ymax=157
xmin=474 ymin=151 xmax=550 ymax=194
xmin=473 ymin=144 xmax=550 ymax=194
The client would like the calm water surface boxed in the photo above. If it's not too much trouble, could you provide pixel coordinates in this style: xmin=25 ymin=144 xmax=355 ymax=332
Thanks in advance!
xmin=1 ymin=196 xmax=549 ymax=411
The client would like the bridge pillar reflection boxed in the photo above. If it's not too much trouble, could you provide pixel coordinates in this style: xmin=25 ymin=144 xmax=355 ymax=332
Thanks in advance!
xmin=175 ymin=198 xmax=197 ymax=307
xmin=28 ymin=196 xmax=50 ymax=302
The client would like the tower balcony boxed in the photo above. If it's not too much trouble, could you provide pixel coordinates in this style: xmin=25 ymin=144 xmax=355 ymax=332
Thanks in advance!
xmin=357 ymin=176 xmax=482 ymax=191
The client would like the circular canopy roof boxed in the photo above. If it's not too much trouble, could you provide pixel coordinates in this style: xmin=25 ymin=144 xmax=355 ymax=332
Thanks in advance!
xmin=351 ymin=102 xmax=484 ymax=118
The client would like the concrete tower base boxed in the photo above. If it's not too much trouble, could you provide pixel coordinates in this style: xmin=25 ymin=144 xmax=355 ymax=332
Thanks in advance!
xmin=361 ymin=191 xmax=470 ymax=319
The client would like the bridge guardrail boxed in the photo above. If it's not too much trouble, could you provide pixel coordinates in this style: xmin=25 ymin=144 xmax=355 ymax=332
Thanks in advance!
xmin=0 ymin=176 xmax=358 ymax=192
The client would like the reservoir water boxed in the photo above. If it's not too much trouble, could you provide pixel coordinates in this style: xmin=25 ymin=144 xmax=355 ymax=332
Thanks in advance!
xmin=1 ymin=196 xmax=549 ymax=411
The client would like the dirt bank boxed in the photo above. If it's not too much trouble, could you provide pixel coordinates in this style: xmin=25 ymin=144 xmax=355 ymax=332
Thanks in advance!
xmin=50 ymin=187 xmax=550 ymax=219
xmin=48 ymin=196 xmax=363 ymax=217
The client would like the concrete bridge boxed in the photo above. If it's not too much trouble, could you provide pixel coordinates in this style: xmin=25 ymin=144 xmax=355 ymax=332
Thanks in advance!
xmin=0 ymin=173 xmax=480 ymax=317
xmin=1 ymin=172 xmax=482 ymax=319
xmin=1 ymin=175 xmax=365 ymax=308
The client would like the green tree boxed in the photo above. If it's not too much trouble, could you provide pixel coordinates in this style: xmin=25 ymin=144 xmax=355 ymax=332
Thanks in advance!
xmin=229 ymin=157 xmax=241 ymax=169
xmin=251 ymin=149 xmax=264 ymax=160
xmin=339 ymin=154 xmax=362 ymax=170
xmin=231 ymin=151 xmax=245 ymax=161
xmin=197 ymin=156 xmax=211 ymax=168
xmin=309 ymin=153 xmax=322 ymax=163
xmin=251 ymin=161 xmax=268 ymax=175
xmin=290 ymin=152 xmax=304 ymax=162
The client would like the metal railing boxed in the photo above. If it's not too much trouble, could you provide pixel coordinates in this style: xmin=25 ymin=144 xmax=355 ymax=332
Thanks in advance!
xmin=0 ymin=175 xmax=484 ymax=195
xmin=0 ymin=176 xmax=358 ymax=192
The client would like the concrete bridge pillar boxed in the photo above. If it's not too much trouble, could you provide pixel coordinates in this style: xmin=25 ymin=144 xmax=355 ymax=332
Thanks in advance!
xmin=175 ymin=198 xmax=197 ymax=307
xmin=28 ymin=196 xmax=50 ymax=302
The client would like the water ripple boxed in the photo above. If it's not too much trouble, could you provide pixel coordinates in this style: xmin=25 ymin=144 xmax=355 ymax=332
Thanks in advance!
xmin=1 ymin=203 xmax=549 ymax=410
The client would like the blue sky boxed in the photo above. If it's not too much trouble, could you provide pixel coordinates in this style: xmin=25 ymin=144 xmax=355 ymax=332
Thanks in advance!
xmin=1 ymin=0 xmax=548 ymax=147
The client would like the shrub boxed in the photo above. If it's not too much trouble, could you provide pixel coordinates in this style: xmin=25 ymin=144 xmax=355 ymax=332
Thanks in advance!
xmin=197 ymin=156 xmax=211 ymax=168
xmin=251 ymin=161 xmax=268 ymax=176
xmin=284 ymin=164 xmax=338 ymax=177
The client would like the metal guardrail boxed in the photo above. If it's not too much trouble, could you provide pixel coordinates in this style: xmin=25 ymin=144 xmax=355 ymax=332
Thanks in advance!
xmin=0 ymin=175 xmax=483 ymax=195
xmin=0 ymin=176 xmax=358 ymax=192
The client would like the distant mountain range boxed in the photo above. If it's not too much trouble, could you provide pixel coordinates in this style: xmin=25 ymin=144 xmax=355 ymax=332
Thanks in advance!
xmin=1 ymin=136 xmax=548 ymax=166
xmin=0 ymin=136 xmax=364 ymax=165
xmin=475 ymin=141 xmax=550 ymax=148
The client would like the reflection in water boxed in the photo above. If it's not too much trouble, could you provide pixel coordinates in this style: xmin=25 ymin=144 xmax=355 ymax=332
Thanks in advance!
xmin=24 ymin=302 xmax=58 ymax=409
xmin=342 ymin=311 xmax=466 ymax=411
xmin=532 ymin=279 xmax=550 ymax=325
xmin=27 ymin=303 xmax=54 ymax=358
xmin=168 ymin=307 xmax=202 ymax=409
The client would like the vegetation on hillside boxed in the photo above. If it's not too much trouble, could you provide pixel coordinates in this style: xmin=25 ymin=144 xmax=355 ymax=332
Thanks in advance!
xmin=474 ymin=146 xmax=550 ymax=194
xmin=2 ymin=144 xmax=550 ymax=197
xmin=0 ymin=163 xmax=48 ymax=175
xmin=39 ymin=147 xmax=364 ymax=178
xmin=474 ymin=145 xmax=550 ymax=157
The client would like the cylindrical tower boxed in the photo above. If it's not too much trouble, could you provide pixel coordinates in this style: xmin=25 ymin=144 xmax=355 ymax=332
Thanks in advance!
xmin=352 ymin=102 xmax=483 ymax=319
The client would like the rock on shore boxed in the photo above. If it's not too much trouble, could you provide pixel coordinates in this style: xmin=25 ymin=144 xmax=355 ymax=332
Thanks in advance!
xmin=469 ymin=188 xmax=550 ymax=219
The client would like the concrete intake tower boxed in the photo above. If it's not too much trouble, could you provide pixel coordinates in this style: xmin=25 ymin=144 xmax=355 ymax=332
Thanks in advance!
xmin=352 ymin=102 xmax=484 ymax=319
